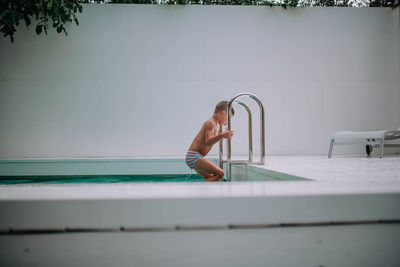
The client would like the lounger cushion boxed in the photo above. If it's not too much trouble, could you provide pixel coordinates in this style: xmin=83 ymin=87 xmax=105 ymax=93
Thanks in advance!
xmin=332 ymin=130 xmax=400 ymax=140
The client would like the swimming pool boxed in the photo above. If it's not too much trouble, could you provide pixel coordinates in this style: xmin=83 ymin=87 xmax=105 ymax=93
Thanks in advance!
xmin=0 ymin=157 xmax=399 ymax=267
xmin=0 ymin=158 xmax=309 ymax=184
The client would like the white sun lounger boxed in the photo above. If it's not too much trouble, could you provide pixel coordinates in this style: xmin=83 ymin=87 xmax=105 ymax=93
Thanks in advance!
xmin=328 ymin=129 xmax=400 ymax=158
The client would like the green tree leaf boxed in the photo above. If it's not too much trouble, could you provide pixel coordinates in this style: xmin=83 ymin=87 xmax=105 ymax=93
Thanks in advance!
xmin=35 ymin=24 xmax=42 ymax=35
xmin=24 ymin=16 xmax=32 ymax=27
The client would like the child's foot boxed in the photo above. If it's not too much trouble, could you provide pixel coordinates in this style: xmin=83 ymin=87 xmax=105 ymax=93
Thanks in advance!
xmin=205 ymin=176 xmax=220 ymax=182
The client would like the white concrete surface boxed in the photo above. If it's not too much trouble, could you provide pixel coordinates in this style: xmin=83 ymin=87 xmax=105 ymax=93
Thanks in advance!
xmin=1 ymin=224 xmax=400 ymax=267
xmin=0 ymin=156 xmax=399 ymax=200
xmin=0 ymin=6 xmax=399 ymax=158
xmin=1 ymin=156 xmax=399 ymax=267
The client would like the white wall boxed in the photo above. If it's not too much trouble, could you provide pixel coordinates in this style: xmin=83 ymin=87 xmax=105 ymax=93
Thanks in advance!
xmin=0 ymin=5 xmax=399 ymax=158
xmin=395 ymin=7 xmax=400 ymax=100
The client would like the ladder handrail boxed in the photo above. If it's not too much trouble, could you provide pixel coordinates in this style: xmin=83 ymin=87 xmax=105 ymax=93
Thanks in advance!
xmin=219 ymin=124 xmax=223 ymax=169
xmin=218 ymin=100 xmax=253 ymax=169
xmin=236 ymin=100 xmax=253 ymax=163
xmin=222 ymin=92 xmax=265 ymax=181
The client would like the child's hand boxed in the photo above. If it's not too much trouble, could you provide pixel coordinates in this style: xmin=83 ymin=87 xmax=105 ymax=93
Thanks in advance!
xmin=221 ymin=130 xmax=234 ymax=139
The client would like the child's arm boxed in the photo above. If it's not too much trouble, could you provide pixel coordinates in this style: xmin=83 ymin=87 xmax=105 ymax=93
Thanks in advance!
xmin=204 ymin=122 xmax=233 ymax=146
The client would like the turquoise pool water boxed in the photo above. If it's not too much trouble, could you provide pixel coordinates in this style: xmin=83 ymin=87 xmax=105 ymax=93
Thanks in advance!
xmin=0 ymin=174 xmax=206 ymax=184
xmin=0 ymin=158 xmax=309 ymax=184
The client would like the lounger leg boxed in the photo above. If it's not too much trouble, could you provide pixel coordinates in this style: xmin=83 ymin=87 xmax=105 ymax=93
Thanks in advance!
xmin=328 ymin=139 xmax=334 ymax=158
xmin=379 ymin=139 xmax=384 ymax=158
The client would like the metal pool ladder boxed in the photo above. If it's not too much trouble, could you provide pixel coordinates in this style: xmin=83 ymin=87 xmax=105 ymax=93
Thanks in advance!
xmin=219 ymin=92 xmax=266 ymax=181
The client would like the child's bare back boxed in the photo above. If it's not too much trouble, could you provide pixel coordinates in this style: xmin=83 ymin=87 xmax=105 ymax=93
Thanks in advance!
xmin=186 ymin=101 xmax=234 ymax=182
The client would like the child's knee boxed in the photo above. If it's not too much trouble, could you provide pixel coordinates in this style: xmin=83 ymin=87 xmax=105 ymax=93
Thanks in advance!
xmin=217 ymin=169 xmax=224 ymax=179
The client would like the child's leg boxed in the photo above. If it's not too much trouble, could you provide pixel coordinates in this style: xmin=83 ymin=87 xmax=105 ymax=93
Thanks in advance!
xmin=193 ymin=158 xmax=224 ymax=182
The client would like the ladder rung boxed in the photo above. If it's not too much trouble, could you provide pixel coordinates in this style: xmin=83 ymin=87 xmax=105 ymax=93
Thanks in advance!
xmin=221 ymin=160 xmax=263 ymax=164
xmin=229 ymin=160 xmax=251 ymax=164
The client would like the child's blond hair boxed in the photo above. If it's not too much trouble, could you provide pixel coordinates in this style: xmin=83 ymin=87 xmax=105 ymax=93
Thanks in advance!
xmin=214 ymin=101 xmax=235 ymax=115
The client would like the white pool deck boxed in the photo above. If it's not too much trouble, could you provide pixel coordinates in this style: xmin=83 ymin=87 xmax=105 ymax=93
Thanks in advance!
xmin=1 ymin=155 xmax=399 ymax=267
xmin=0 ymin=155 xmax=399 ymax=200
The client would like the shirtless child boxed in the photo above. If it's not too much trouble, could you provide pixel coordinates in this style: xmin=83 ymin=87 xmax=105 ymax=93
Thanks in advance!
xmin=186 ymin=101 xmax=234 ymax=182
